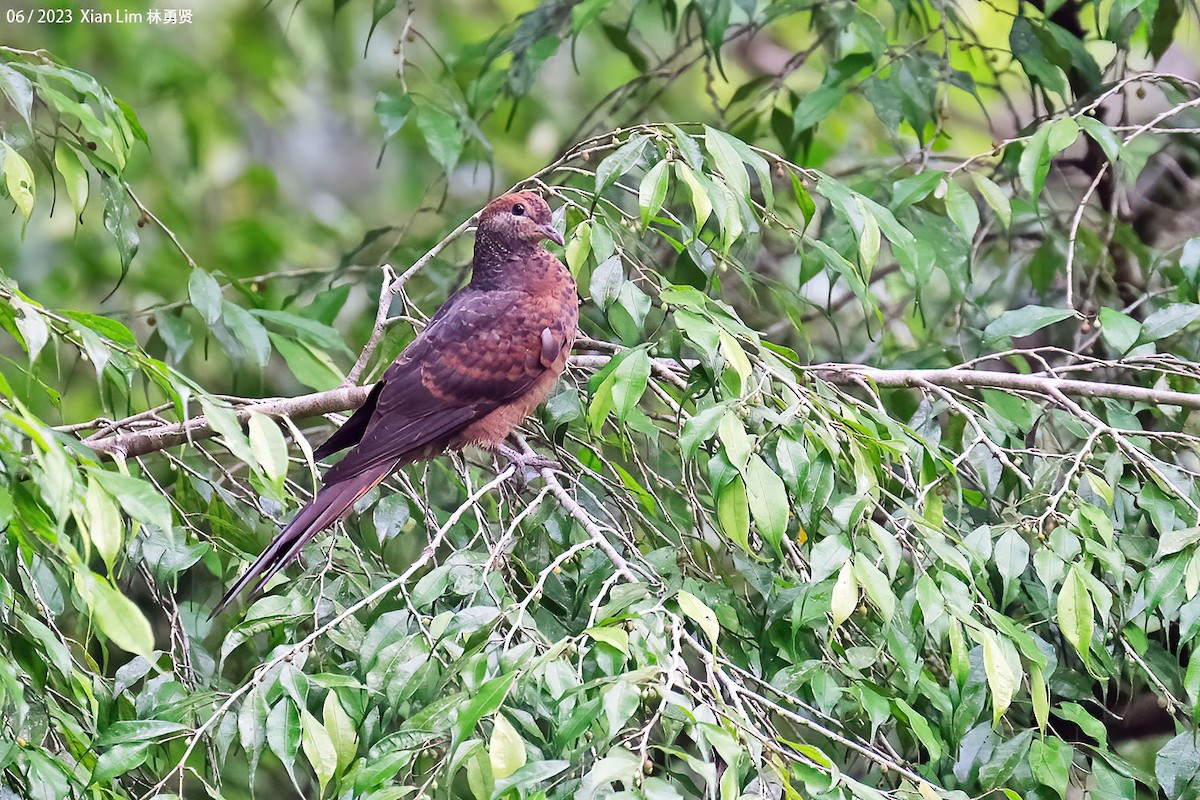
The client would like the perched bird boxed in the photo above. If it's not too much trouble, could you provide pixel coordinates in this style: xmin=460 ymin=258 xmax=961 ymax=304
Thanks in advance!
xmin=215 ymin=191 xmax=578 ymax=613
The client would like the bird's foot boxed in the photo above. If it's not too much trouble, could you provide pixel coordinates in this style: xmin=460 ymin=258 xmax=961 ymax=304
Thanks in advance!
xmin=493 ymin=443 xmax=560 ymax=486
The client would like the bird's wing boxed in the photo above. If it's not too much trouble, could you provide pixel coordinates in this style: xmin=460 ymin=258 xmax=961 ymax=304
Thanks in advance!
xmin=214 ymin=286 xmax=564 ymax=614
xmin=320 ymin=286 xmax=560 ymax=484
xmin=313 ymin=287 xmax=470 ymax=460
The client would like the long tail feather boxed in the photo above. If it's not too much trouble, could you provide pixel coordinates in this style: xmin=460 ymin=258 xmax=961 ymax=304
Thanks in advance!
xmin=213 ymin=462 xmax=394 ymax=616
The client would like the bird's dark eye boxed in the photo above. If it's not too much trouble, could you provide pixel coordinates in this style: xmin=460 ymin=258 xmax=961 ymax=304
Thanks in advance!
xmin=512 ymin=203 xmax=525 ymax=216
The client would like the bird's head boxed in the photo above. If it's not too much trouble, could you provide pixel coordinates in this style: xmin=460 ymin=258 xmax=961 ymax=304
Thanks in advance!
xmin=477 ymin=191 xmax=564 ymax=248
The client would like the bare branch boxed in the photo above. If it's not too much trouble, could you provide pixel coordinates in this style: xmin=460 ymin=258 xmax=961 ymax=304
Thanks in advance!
xmin=80 ymin=359 xmax=1200 ymax=460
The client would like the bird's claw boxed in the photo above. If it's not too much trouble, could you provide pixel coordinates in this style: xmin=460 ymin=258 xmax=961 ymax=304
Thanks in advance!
xmin=494 ymin=444 xmax=560 ymax=487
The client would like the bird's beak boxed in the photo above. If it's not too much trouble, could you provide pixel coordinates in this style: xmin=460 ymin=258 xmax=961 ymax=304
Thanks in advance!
xmin=541 ymin=225 xmax=565 ymax=247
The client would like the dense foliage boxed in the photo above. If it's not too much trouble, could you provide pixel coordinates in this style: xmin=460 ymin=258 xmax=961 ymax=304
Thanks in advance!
xmin=2 ymin=0 xmax=1200 ymax=798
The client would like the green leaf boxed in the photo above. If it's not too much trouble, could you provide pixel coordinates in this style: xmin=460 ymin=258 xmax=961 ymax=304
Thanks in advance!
xmin=200 ymin=399 xmax=258 ymax=466
xmin=1142 ymin=303 xmax=1200 ymax=341
xmin=984 ymin=305 xmax=1075 ymax=342
xmin=638 ymin=159 xmax=670 ymax=227
xmin=188 ymin=269 xmax=223 ymax=325
xmin=680 ymin=403 xmax=727 ymax=459
xmin=1157 ymin=732 xmax=1200 ymax=800
xmin=744 ymin=455 xmax=789 ymax=555
xmin=893 ymin=699 xmax=943 ymax=761
xmin=455 ymin=673 xmax=516 ymax=745
xmin=1057 ymin=563 xmax=1094 ymax=670
xmin=0 ymin=64 xmax=34 ymax=131
xmin=717 ymin=412 xmax=751 ymax=470
xmin=609 ymin=348 xmax=651 ymax=422
xmin=585 ymin=625 xmax=629 ymax=654
xmin=93 ymin=720 xmax=189 ymax=747
xmin=994 ymin=528 xmax=1029 ymax=601
xmin=489 ymin=714 xmax=526 ymax=780
xmin=301 ymin=709 xmax=338 ymax=795
xmin=239 ymin=686 xmax=269 ymax=782
xmin=1010 ymin=16 xmax=1067 ymax=95
xmin=1053 ymin=702 xmax=1107 ymax=748
xmin=704 ymin=126 xmax=750 ymax=200
xmin=491 ymin=760 xmax=569 ymax=800
xmin=101 ymin=176 xmax=139 ymax=283
xmin=716 ymin=474 xmax=751 ymax=553
xmin=1158 ymin=526 xmax=1200 ymax=558
xmin=858 ymin=205 xmax=881 ymax=274
xmin=12 ymin=296 xmax=49 ymax=362
xmin=65 ymin=310 xmax=137 ymax=346
xmin=1078 ymin=115 xmax=1121 ymax=164
xmin=1031 ymin=664 xmax=1050 ymax=731
xmin=375 ymin=92 xmax=413 ymax=140
xmin=269 ymin=333 xmax=343 ymax=390
xmin=677 ymin=590 xmax=719 ymax=643
xmin=1098 ymin=307 xmax=1141 ymax=354
xmin=373 ymin=494 xmax=411 ymax=544
xmin=971 ymin=172 xmax=1011 ymax=229
xmin=1019 ymin=118 xmax=1078 ymax=201
xmin=89 ymin=742 xmax=151 ymax=785
xmin=88 ymin=468 xmax=173 ymax=533
xmin=944 ymin=180 xmax=979 ymax=240
xmin=589 ymin=255 xmax=623 ymax=307
xmin=78 ymin=572 xmax=154 ymax=658
xmin=1030 ymin=737 xmax=1071 ymax=798
xmin=718 ymin=330 xmax=752 ymax=385
xmin=1092 ymin=760 xmax=1135 ymax=800
xmin=602 ymin=680 xmax=639 ymax=736
xmin=595 ymin=135 xmax=647 ymax=194
xmin=267 ymin=700 xmax=301 ymax=777
xmin=853 ymin=554 xmax=895 ymax=621
xmin=416 ymin=104 xmax=463 ymax=171
xmin=792 ymin=86 xmax=847 ymax=132
xmin=115 ymin=96 xmax=149 ymax=145
xmin=220 ymin=301 xmax=272 ymax=368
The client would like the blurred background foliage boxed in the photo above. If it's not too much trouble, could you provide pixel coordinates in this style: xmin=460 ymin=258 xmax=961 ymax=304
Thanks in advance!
xmin=3 ymin=0 xmax=1200 ymax=798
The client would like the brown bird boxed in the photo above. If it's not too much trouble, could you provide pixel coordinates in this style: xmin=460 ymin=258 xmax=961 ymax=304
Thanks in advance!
xmin=216 ymin=191 xmax=578 ymax=612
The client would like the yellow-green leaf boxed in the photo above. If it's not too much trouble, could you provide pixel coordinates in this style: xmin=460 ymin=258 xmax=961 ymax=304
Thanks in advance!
xmin=716 ymin=475 xmax=751 ymax=553
xmin=639 ymin=159 xmax=670 ymax=227
xmin=678 ymin=590 xmax=719 ymax=643
xmin=1057 ymin=563 xmax=1094 ymax=671
xmin=830 ymin=561 xmax=858 ymax=630
xmin=322 ymin=692 xmax=358 ymax=773
xmin=85 ymin=477 xmax=122 ymax=573
xmin=488 ymin=714 xmax=526 ymax=780
xmin=301 ymin=709 xmax=338 ymax=796
xmin=55 ymin=144 xmax=89 ymax=217
xmin=248 ymin=412 xmax=289 ymax=482
xmin=971 ymin=172 xmax=1010 ymax=229
xmin=78 ymin=572 xmax=154 ymax=658
xmin=4 ymin=144 xmax=35 ymax=224
xmin=744 ymin=454 xmax=789 ymax=554
xmin=1031 ymin=664 xmax=1049 ymax=732
xmin=983 ymin=632 xmax=1016 ymax=726
xmin=677 ymin=162 xmax=712 ymax=231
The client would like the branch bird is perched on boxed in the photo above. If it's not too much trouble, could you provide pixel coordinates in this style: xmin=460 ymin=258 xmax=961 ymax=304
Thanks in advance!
xmin=215 ymin=191 xmax=578 ymax=613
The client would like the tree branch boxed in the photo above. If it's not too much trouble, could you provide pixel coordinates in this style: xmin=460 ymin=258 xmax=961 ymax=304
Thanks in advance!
xmin=808 ymin=364 xmax=1200 ymax=411
xmin=81 ymin=359 xmax=1200 ymax=460
xmin=84 ymin=385 xmax=373 ymax=459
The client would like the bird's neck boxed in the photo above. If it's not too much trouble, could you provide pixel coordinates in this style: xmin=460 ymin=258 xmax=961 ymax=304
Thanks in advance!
xmin=470 ymin=232 xmax=540 ymax=289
